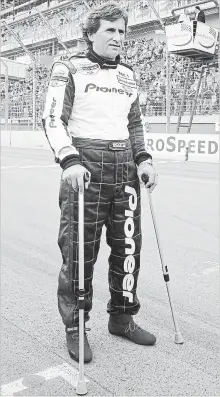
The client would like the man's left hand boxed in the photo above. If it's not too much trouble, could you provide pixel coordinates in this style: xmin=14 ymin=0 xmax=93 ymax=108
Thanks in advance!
xmin=137 ymin=160 xmax=158 ymax=193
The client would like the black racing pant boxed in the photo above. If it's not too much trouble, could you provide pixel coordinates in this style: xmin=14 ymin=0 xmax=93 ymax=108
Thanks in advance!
xmin=57 ymin=138 xmax=142 ymax=328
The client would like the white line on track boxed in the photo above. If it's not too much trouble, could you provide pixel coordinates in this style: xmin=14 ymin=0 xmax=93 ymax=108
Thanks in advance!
xmin=1 ymin=164 xmax=58 ymax=170
xmin=1 ymin=362 xmax=88 ymax=396
xmin=19 ymin=164 xmax=58 ymax=169
xmin=202 ymin=265 xmax=219 ymax=275
xmin=191 ymin=263 xmax=219 ymax=277
xmin=1 ymin=166 xmax=19 ymax=169
xmin=155 ymin=160 xmax=182 ymax=163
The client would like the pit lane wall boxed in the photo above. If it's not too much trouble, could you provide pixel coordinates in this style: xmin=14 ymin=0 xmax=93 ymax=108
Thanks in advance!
xmin=1 ymin=129 xmax=219 ymax=163
xmin=146 ymin=115 xmax=219 ymax=135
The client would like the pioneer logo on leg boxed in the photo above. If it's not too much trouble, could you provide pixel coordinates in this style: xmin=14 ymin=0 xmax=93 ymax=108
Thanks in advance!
xmin=123 ymin=186 xmax=137 ymax=303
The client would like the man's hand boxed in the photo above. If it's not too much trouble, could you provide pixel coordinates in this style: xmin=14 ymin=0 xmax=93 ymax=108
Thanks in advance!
xmin=62 ymin=164 xmax=91 ymax=193
xmin=137 ymin=160 xmax=158 ymax=193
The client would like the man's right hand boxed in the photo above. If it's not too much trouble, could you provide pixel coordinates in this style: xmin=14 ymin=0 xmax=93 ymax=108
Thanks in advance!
xmin=62 ymin=164 xmax=91 ymax=192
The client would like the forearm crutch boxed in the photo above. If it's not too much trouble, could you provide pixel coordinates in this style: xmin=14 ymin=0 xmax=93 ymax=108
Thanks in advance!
xmin=76 ymin=187 xmax=88 ymax=395
xmin=142 ymin=174 xmax=184 ymax=344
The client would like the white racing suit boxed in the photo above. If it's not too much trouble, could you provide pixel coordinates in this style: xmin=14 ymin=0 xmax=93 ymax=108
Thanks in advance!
xmin=42 ymin=49 xmax=152 ymax=327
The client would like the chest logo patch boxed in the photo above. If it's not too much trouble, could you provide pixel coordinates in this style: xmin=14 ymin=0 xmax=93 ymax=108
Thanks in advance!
xmin=76 ymin=62 xmax=100 ymax=75
xmin=117 ymin=75 xmax=137 ymax=97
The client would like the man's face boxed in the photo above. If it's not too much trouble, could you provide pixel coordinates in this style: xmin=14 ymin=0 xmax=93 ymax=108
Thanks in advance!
xmin=88 ymin=18 xmax=125 ymax=60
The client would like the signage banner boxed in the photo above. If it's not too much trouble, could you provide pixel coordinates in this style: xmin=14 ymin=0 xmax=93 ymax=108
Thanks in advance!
xmin=166 ymin=22 xmax=194 ymax=51
xmin=193 ymin=22 xmax=218 ymax=54
xmin=144 ymin=133 xmax=219 ymax=163
xmin=1 ymin=131 xmax=219 ymax=163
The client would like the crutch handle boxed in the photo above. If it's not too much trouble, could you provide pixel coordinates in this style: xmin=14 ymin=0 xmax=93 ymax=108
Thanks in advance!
xmin=79 ymin=171 xmax=90 ymax=193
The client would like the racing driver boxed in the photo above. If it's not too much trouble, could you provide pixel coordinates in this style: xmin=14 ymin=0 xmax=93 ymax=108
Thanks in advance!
xmin=42 ymin=0 xmax=158 ymax=363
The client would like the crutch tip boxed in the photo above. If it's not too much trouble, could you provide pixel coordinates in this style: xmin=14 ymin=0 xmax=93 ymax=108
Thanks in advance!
xmin=174 ymin=332 xmax=184 ymax=344
xmin=76 ymin=380 xmax=88 ymax=395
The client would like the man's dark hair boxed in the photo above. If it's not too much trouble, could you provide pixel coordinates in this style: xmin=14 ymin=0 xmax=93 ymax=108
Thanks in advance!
xmin=82 ymin=1 xmax=128 ymax=49
xmin=195 ymin=5 xmax=201 ymax=10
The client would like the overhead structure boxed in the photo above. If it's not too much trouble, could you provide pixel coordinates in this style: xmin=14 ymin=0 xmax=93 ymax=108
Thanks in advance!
xmin=168 ymin=0 xmax=219 ymax=59
xmin=171 ymin=0 xmax=219 ymax=16
xmin=165 ymin=21 xmax=218 ymax=59
xmin=164 ymin=0 xmax=219 ymax=139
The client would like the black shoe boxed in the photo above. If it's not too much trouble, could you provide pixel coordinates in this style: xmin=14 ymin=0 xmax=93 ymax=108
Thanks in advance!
xmin=66 ymin=326 xmax=93 ymax=363
xmin=108 ymin=315 xmax=156 ymax=346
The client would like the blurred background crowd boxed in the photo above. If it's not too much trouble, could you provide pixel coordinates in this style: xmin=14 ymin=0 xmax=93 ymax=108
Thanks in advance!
xmin=0 ymin=65 xmax=50 ymax=122
xmin=121 ymin=37 xmax=219 ymax=116
xmin=1 ymin=0 xmax=66 ymax=11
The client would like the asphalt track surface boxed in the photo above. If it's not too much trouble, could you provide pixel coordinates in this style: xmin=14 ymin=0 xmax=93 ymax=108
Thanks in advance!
xmin=1 ymin=147 xmax=219 ymax=397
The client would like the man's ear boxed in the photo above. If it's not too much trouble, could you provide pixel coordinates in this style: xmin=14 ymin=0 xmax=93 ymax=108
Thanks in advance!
xmin=87 ymin=33 xmax=94 ymax=43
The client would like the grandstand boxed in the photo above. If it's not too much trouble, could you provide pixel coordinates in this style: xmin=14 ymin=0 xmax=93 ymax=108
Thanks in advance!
xmin=0 ymin=0 xmax=219 ymax=130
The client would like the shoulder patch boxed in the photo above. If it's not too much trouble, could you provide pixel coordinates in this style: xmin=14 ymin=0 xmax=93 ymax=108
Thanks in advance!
xmin=120 ymin=62 xmax=133 ymax=71
xmin=50 ymin=62 xmax=73 ymax=87
xmin=51 ymin=60 xmax=77 ymax=76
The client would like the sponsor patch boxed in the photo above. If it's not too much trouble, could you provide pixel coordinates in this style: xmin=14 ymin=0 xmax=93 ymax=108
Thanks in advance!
xmin=109 ymin=141 xmax=127 ymax=150
xmin=117 ymin=75 xmax=137 ymax=89
xmin=121 ymin=84 xmax=135 ymax=97
xmin=118 ymin=70 xmax=130 ymax=78
xmin=117 ymin=75 xmax=137 ymax=97
xmin=50 ymin=63 xmax=69 ymax=87
xmin=50 ymin=75 xmax=69 ymax=87
xmin=75 ymin=62 xmax=100 ymax=75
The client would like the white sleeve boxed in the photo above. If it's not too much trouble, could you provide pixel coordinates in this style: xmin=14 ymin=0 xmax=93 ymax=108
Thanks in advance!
xmin=42 ymin=62 xmax=79 ymax=163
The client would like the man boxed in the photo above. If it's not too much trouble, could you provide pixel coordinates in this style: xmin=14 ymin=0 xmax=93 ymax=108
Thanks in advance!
xmin=42 ymin=1 xmax=157 ymax=363
xmin=194 ymin=5 xmax=205 ymax=23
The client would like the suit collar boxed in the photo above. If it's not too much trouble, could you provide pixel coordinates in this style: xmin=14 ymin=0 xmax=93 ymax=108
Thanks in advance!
xmin=87 ymin=48 xmax=120 ymax=69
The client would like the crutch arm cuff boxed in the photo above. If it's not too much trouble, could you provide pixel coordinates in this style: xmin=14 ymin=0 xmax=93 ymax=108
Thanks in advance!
xmin=135 ymin=152 xmax=153 ymax=166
